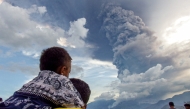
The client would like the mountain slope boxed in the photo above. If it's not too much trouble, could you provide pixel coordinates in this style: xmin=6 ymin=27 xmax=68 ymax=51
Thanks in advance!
xmin=88 ymin=91 xmax=190 ymax=109
xmin=145 ymin=91 xmax=190 ymax=109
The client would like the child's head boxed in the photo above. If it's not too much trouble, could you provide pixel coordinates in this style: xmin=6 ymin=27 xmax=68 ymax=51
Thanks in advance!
xmin=70 ymin=78 xmax=91 ymax=105
xmin=169 ymin=102 xmax=174 ymax=107
xmin=184 ymin=102 xmax=190 ymax=109
xmin=40 ymin=47 xmax=72 ymax=77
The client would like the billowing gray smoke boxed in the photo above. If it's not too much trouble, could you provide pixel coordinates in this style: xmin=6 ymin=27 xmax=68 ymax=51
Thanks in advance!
xmin=99 ymin=3 xmax=171 ymax=75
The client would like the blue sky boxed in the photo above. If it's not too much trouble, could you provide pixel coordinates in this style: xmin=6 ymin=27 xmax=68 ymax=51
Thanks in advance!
xmin=0 ymin=0 xmax=190 ymax=108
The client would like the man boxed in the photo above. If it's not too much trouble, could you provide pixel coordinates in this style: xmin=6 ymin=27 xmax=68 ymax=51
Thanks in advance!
xmin=0 ymin=47 xmax=85 ymax=109
xmin=184 ymin=102 xmax=190 ymax=109
xmin=169 ymin=102 xmax=175 ymax=109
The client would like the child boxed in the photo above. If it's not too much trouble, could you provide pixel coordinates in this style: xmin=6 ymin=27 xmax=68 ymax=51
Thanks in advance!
xmin=70 ymin=78 xmax=91 ymax=109
xmin=184 ymin=102 xmax=190 ymax=109
xmin=0 ymin=47 xmax=84 ymax=109
xmin=55 ymin=78 xmax=91 ymax=109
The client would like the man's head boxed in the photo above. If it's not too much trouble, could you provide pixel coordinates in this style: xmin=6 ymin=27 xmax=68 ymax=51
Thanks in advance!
xmin=40 ymin=47 xmax=72 ymax=77
xmin=184 ymin=102 xmax=190 ymax=109
xmin=169 ymin=102 xmax=174 ymax=108
xmin=70 ymin=78 xmax=91 ymax=109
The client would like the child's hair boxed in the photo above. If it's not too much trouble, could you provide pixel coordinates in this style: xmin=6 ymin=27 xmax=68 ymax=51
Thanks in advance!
xmin=70 ymin=78 xmax=91 ymax=104
xmin=40 ymin=47 xmax=72 ymax=72
xmin=169 ymin=102 xmax=174 ymax=106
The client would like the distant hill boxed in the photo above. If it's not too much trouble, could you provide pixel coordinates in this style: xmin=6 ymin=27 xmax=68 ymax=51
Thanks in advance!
xmin=145 ymin=91 xmax=190 ymax=109
xmin=87 ymin=100 xmax=115 ymax=109
xmin=160 ymin=105 xmax=184 ymax=109
xmin=88 ymin=91 xmax=190 ymax=109
xmin=111 ymin=100 xmax=150 ymax=109
xmin=87 ymin=99 xmax=150 ymax=109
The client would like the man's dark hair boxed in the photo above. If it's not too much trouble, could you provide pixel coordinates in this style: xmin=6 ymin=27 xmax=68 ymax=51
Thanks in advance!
xmin=70 ymin=78 xmax=91 ymax=104
xmin=40 ymin=47 xmax=72 ymax=72
xmin=169 ymin=102 xmax=174 ymax=106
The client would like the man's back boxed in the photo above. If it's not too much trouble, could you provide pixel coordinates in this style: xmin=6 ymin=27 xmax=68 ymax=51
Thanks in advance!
xmin=0 ymin=47 xmax=85 ymax=109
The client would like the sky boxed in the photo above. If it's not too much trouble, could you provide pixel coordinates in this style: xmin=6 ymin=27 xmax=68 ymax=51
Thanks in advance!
xmin=0 ymin=0 xmax=190 ymax=108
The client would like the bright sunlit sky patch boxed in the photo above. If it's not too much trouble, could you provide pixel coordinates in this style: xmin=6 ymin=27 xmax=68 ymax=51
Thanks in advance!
xmin=0 ymin=0 xmax=3 ymax=4
xmin=163 ymin=15 xmax=190 ymax=45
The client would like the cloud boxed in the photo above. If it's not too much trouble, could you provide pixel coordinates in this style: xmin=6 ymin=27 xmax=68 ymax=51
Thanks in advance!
xmin=66 ymin=18 xmax=89 ymax=48
xmin=71 ymin=65 xmax=84 ymax=74
xmin=68 ymin=18 xmax=88 ymax=39
xmin=57 ymin=37 xmax=76 ymax=48
xmin=108 ymin=64 xmax=173 ymax=108
xmin=22 ymin=50 xmax=40 ymax=58
xmin=0 ymin=48 xmax=12 ymax=58
xmin=0 ymin=0 xmax=3 ymax=4
xmin=88 ymin=59 xmax=117 ymax=70
xmin=37 ymin=6 xmax=47 ymax=14
xmin=72 ymin=57 xmax=117 ymax=77
xmin=95 ymin=92 xmax=116 ymax=101
xmin=27 ymin=5 xmax=47 ymax=14
xmin=0 ymin=2 xmax=61 ymax=51
xmin=0 ymin=62 xmax=39 ymax=75
xmin=0 ymin=2 xmax=89 ymax=57
xmin=156 ymin=15 xmax=190 ymax=70
xmin=69 ymin=64 xmax=84 ymax=78
xmin=117 ymin=64 xmax=172 ymax=93
xmin=51 ymin=18 xmax=90 ymax=49
xmin=118 ymin=64 xmax=173 ymax=83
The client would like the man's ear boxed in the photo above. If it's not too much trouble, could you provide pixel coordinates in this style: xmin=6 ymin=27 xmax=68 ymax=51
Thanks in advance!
xmin=60 ymin=66 xmax=67 ymax=76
